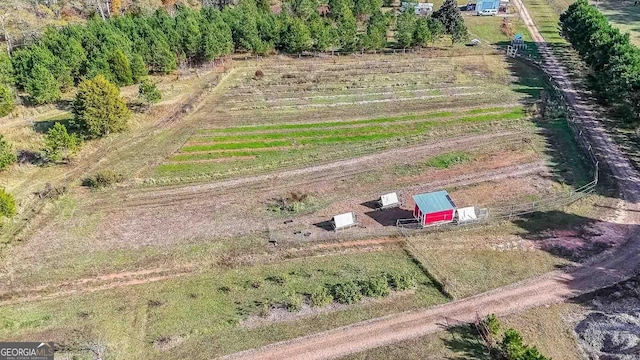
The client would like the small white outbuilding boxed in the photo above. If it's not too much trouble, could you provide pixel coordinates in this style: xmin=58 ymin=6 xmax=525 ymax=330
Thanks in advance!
xmin=379 ymin=192 xmax=400 ymax=209
xmin=456 ymin=207 xmax=478 ymax=223
xmin=333 ymin=212 xmax=357 ymax=230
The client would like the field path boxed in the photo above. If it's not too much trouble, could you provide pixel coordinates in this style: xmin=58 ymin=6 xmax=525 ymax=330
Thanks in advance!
xmin=221 ymin=2 xmax=640 ymax=359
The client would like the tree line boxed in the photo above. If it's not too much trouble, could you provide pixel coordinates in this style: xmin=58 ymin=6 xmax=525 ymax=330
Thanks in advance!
xmin=560 ymin=0 xmax=640 ymax=122
xmin=0 ymin=0 xmax=468 ymax=112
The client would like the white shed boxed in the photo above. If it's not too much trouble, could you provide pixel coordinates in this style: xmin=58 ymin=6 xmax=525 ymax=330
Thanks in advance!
xmin=379 ymin=192 xmax=400 ymax=209
xmin=456 ymin=207 xmax=478 ymax=223
xmin=333 ymin=212 xmax=357 ymax=230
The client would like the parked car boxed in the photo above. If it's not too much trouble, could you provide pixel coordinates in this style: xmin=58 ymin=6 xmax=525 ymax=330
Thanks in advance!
xmin=477 ymin=8 xmax=498 ymax=15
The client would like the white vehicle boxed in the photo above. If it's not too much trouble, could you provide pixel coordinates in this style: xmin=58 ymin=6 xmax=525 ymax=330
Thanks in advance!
xmin=478 ymin=8 xmax=498 ymax=15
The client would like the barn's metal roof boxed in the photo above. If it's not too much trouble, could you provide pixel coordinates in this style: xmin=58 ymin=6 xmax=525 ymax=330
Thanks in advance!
xmin=413 ymin=191 xmax=456 ymax=214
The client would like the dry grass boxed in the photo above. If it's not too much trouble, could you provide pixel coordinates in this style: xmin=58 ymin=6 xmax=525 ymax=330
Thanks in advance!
xmin=342 ymin=303 xmax=583 ymax=360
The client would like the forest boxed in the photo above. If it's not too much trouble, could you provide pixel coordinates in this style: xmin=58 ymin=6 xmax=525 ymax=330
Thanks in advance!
xmin=0 ymin=0 xmax=467 ymax=113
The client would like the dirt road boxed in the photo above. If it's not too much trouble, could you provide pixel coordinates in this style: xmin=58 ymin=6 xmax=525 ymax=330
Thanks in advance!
xmin=221 ymin=2 xmax=640 ymax=359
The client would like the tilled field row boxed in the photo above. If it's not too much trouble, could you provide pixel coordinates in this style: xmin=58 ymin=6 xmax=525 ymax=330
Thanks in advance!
xmin=249 ymin=55 xmax=500 ymax=72
xmin=223 ymin=86 xmax=480 ymax=104
xmin=228 ymin=91 xmax=489 ymax=111
xmin=215 ymin=98 xmax=528 ymax=126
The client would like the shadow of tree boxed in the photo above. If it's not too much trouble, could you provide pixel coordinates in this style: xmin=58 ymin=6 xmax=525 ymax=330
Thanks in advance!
xmin=442 ymin=324 xmax=491 ymax=360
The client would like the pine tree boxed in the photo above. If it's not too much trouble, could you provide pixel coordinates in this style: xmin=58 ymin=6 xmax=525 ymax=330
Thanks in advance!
xmin=0 ymin=188 xmax=16 ymax=218
xmin=130 ymin=54 xmax=147 ymax=82
xmin=363 ymin=11 xmax=388 ymax=49
xmin=450 ymin=18 xmax=469 ymax=44
xmin=150 ymin=41 xmax=177 ymax=74
xmin=0 ymin=51 xmax=14 ymax=86
xmin=42 ymin=123 xmax=82 ymax=163
xmin=176 ymin=6 xmax=203 ymax=59
xmin=0 ymin=134 xmax=16 ymax=170
xmin=309 ymin=18 xmax=333 ymax=51
xmin=26 ymin=64 xmax=61 ymax=105
xmin=395 ymin=9 xmax=416 ymax=48
xmin=110 ymin=49 xmax=134 ymax=86
xmin=427 ymin=18 xmax=446 ymax=44
xmin=433 ymin=0 xmax=468 ymax=41
xmin=0 ymin=84 xmax=14 ymax=118
xmin=139 ymin=79 xmax=162 ymax=104
xmin=279 ymin=15 xmax=312 ymax=53
xmin=413 ymin=18 xmax=432 ymax=46
xmin=335 ymin=7 xmax=359 ymax=52
xmin=74 ymin=75 xmax=131 ymax=139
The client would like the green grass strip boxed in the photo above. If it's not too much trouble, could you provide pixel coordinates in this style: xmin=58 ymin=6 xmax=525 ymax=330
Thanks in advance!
xmin=424 ymin=151 xmax=473 ymax=169
xmin=182 ymin=140 xmax=291 ymax=152
xmin=181 ymin=109 xmax=527 ymax=153
xmin=196 ymin=111 xmax=452 ymax=134
xmin=193 ymin=108 xmax=526 ymax=143
xmin=193 ymin=125 xmax=402 ymax=142
xmin=169 ymin=150 xmax=279 ymax=162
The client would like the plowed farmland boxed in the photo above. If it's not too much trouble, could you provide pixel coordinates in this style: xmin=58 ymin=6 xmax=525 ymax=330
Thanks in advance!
xmin=150 ymin=55 xmax=543 ymax=183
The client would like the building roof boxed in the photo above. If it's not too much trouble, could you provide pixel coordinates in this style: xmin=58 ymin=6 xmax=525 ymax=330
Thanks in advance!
xmin=413 ymin=190 xmax=456 ymax=214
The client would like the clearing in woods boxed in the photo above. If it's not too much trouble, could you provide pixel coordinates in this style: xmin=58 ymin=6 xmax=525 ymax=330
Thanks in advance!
xmin=0 ymin=49 xmax=614 ymax=359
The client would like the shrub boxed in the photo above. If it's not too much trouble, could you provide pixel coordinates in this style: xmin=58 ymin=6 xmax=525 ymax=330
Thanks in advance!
xmin=267 ymin=191 xmax=317 ymax=214
xmin=0 ymin=135 xmax=16 ymax=171
xmin=0 ymin=84 xmax=14 ymax=117
xmin=265 ymin=274 xmax=287 ymax=285
xmin=42 ymin=123 xmax=82 ymax=163
xmin=359 ymin=274 xmax=390 ymax=298
xmin=310 ymin=286 xmax=333 ymax=307
xmin=500 ymin=328 xmax=551 ymax=360
xmin=74 ymin=75 xmax=130 ymax=139
xmin=331 ymin=281 xmax=362 ymax=304
xmin=82 ymin=170 xmax=124 ymax=189
xmin=285 ymin=292 xmax=303 ymax=312
xmin=387 ymin=271 xmax=417 ymax=291
xmin=139 ymin=79 xmax=162 ymax=104
xmin=257 ymin=301 xmax=271 ymax=317
xmin=484 ymin=314 xmax=501 ymax=337
xmin=0 ymin=188 xmax=17 ymax=218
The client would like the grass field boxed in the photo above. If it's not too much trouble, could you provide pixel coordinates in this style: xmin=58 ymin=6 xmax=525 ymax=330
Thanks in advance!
xmin=596 ymin=0 xmax=640 ymax=46
xmin=1 ymin=250 xmax=448 ymax=359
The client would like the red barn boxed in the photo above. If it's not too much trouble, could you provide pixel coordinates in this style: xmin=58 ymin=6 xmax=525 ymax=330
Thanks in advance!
xmin=413 ymin=190 xmax=457 ymax=226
